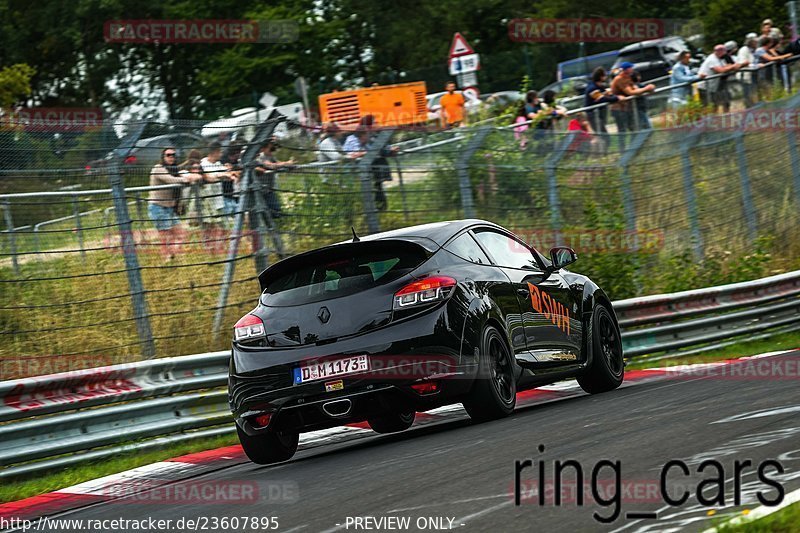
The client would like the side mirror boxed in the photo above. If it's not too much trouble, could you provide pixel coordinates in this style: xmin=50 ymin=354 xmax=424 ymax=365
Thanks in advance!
xmin=549 ymin=246 xmax=578 ymax=270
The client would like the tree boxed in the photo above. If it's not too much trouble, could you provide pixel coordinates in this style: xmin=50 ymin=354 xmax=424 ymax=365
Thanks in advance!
xmin=0 ymin=64 xmax=35 ymax=107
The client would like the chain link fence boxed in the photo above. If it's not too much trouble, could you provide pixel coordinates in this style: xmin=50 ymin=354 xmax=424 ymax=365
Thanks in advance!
xmin=3 ymin=89 xmax=800 ymax=377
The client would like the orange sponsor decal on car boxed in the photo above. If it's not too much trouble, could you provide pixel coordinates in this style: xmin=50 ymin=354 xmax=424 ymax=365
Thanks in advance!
xmin=527 ymin=283 xmax=571 ymax=335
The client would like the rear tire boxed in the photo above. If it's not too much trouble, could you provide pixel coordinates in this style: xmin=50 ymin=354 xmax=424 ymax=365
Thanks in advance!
xmin=367 ymin=410 xmax=416 ymax=434
xmin=577 ymin=304 xmax=624 ymax=394
xmin=463 ymin=325 xmax=516 ymax=422
xmin=236 ymin=424 xmax=299 ymax=465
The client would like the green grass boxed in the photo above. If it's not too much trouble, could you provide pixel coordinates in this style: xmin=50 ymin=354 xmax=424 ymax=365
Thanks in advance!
xmin=625 ymin=329 xmax=800 ymax=370
xmin=716 ymin=501 xmax=800 ymax=532
xmin=0 ymin=432 xmax=239 ymax=504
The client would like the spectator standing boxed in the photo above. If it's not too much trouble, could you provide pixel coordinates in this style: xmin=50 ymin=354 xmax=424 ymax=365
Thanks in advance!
xmin=317 ymin=124 xmax=346 ymax=163
xmin=439 ymin=81 xmax=466 ymax=128
xmin=343 ymin=126 xmax=397 ymax=211
xmin=610 ymin=62 xmax=655 ymax=147
xmin=761 ymin=19 xmax=773 ymax=39
xmin=584 ymin=67 xmax=620 ymax=152
xmin=670 ymin=51 xmax=705 ymax=108
xmin=566 ymin=112 xmax=596 ymax=153
xmin=754 ymin=36 xmax=791 ymax=97
xmin=513 ymin=103 xmax=530 ymax=149
xmin=698 ymin=44 xmax=745 ymax=113
xmin=738 ymin=33 xmax=759 ymax=107
xmin=222 ymin=140 xmax=244 ymax=216
xmin=630 ymin=70 xmax=652 ymax=130
xmin=538 ymin=90 xmax=567 ymax=130
xmin=343 ymin=127 xmax=369 ymax=158
xmin=147 ymin=147 xmax=201 ymax=260
xmin=200 ymin=141 xmax=238 ymax=218
xmin=255 ymin=137 xmax=295 ymax=220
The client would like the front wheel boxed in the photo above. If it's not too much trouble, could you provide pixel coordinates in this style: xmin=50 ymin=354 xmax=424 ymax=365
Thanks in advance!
xmin=236 ymin=424 xmax=299 ymax=465
xmin=367 ymin=410 xmax=416 ymax=434
xmin=577 ymin=304 xmax=624 ymax=394
xmin=463 ymin=325 xmax=517 ymax=422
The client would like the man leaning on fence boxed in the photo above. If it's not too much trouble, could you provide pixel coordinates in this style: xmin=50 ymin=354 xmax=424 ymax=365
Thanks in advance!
xmin=738 ymin=33 xmax=759 ymax=107
xmin=699 ymin=44 xmax=747 ymax=113
xmin=147 ymin=147 xmax=202 ymax=261
xmin=669 ymin=51 xmax=704 ymax=109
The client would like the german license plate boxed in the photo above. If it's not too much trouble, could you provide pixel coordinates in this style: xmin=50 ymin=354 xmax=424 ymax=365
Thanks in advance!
xmin=293 ymin=354 xmax=369 ymax=384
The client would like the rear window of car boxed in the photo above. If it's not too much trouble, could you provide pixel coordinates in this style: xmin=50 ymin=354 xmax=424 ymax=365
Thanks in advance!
xmin=261 ymin=242 xmax=428 ymax=306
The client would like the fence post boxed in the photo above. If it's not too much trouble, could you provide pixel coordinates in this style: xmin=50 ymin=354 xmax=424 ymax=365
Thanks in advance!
xmin=72 ymin=197 xmax=86 ymax=261
xmin=392 ymin=158 xmax=409 ymax=223
xmin=734 ymin=132 xmax=758 ymax=242
xmin=787 ymin=130 xmax=800 ymax=207
xmin=192 ymin=182 xmax=204 ymax=225
xmin=456 ymin=127 xmax=491 ymax=218
xmin=544 ymin=132 xmax=577 ymax=246
xmin=618 ymin=130 xmax=652 ymax=237
xmin=107 ymin=123 xmax=155 ymax=359
xmin=213 ymin=112 xmax=282 ymax=336
xmin=134 ymin=192 xmax=145 ymax=224
xmin=2 ymin=201 xmax=19 ymax=275
xmin=357 ymin=128 xmax=395 ymax=234
xmin=679 ymin=131 xmax=704 ymax=260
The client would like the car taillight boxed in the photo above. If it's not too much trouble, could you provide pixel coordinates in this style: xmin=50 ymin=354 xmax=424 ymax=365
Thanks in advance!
xmin=124 ymin=155 xmax=137 ymax=164
xmin=411 ymin=381 xmax=439 ymax=395
xmin=394 ymin=276 xmax=456 ymax=310
xmin=234 ymin=313 xmax=265 ymax=342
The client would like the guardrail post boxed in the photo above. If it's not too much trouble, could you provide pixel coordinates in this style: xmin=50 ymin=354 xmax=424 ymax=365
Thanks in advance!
xmin=544 ymin=132 xmax=577 ymax=246
xmin=618 ymin=130 xmax=652 ymax=239
xmin=213 ymin=112 xmax=282 ymax=336
xmin=357 ymin=128 xmax=395 ymax=234
xmin=2 ymin=201 xmax=19 ymax=275
xmin=72 ymin=197 xmax=86 ymax=262
xmin=734 ymin=132 xmax=758 ymax=242
xmin=788 ymin=130 xmax=800 ymax=207
xmin=680 ymin=131 xmax=704 ymax=260
xmin=456 ymin=127 xmax=491 ymax=218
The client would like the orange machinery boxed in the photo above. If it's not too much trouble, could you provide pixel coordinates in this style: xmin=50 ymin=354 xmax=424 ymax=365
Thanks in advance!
xmin=318 ymin=82 xmax=428 ymax=128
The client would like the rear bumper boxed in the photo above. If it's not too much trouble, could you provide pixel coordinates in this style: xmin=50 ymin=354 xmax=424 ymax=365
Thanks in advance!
xmin=229 ymin=307 xmax=476 ymax=435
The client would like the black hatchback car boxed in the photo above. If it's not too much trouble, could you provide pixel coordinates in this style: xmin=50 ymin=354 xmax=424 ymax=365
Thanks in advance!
xmin=229 ymin=220 xmax=624 ymax=464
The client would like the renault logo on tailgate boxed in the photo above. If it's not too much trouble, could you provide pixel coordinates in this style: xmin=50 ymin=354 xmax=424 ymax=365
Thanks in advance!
xmin=318 ymin=306 xmax=331 ymax=323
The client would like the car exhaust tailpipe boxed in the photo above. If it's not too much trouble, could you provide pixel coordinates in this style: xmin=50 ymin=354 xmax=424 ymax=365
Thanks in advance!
xmin=322 ymin=399 xmax=352 ymax=417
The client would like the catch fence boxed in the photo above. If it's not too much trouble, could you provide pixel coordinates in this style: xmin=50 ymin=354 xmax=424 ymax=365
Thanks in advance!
xmin=3 ymin=87 xmax=800 ymax=373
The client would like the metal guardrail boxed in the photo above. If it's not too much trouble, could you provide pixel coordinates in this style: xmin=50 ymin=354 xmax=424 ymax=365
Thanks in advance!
xmin=0 ymin=269 xmax=798 ymax=479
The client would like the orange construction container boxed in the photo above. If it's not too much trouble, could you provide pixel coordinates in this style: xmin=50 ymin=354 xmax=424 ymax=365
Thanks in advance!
xmin=318 ymin=82 xmax=428 ymax=128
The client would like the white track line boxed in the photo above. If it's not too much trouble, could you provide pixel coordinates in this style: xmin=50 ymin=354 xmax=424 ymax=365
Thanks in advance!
xmin=701 ymin=485 xmax=800 ymax=532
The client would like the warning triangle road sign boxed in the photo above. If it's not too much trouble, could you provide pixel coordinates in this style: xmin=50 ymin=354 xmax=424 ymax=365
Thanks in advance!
xmin=448 ymin=32 xmax=475 ymax=58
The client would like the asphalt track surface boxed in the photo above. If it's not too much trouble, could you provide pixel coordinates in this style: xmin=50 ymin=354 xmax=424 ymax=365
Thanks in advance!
xmin=15 ymin=350 xmax=800 ymax=532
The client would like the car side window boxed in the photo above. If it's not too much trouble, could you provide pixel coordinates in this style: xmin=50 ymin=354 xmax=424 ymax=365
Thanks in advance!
xmin=446 ymin=232 xmax=491 ymax=264
xmin=473 ymin=230 xmax=539 ymax=270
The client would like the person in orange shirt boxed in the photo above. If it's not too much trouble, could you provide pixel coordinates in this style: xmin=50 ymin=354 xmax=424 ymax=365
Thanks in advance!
xmin=439 ymin=81 xmax=466 ymax=128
